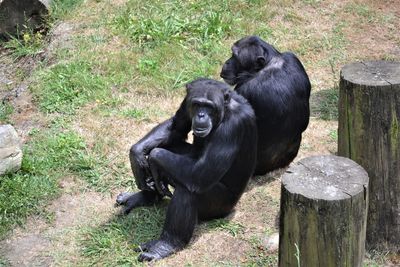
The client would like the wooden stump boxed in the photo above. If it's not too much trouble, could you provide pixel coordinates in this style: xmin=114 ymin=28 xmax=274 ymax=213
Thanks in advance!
xmin=338 ymin=61 xmax=400 ymax=252
xmin=0 ymin=0 xmax=50 ymax=39
xmin=279 ymin=155 xmax=369 ymax=267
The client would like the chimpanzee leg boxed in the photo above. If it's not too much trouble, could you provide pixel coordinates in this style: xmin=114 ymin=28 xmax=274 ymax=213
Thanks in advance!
xmin=197 ymin=182 xmax=236 ymax=221
xmin=138 ymin=186 xmax=198 ymax=262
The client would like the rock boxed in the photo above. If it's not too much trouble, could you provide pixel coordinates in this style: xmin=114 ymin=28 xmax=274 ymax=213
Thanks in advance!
xmin=0 ymin=0 xmax=51 ymax=39
xmin=0 ymin=124 xmax=22 ymax=175
xmin=262 ymin=232 xmax=279 ymax=253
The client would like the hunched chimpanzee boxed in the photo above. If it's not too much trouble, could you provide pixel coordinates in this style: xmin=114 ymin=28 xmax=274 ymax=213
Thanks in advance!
xmin=220 ymin=35 xmax=311 ymax=175
xmin=116 ymin=78 xmax=257 ymax=261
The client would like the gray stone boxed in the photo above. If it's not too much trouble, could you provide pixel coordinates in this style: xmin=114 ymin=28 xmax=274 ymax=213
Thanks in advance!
xmin=0 ymin=124 xmax=22 ymax=175
xmin=262 ymin=232 xmax=279 ymax=253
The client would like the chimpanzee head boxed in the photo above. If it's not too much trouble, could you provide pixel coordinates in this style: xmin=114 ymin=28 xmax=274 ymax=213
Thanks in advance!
xmin=220 ymin=35 xmax=279 ymax=85
xmin=185 ymin=79 xmax=231 ymax=138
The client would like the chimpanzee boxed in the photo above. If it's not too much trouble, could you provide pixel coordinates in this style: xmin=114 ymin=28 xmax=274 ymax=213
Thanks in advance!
xmin=220 ymin=36 xmax=311 ymax=175
xmin=116 ymin=79 xmax=257 ymax=261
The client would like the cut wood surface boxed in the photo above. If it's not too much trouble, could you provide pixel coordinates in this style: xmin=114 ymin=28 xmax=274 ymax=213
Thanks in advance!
xmin=279 ymin=155 xmax=369 ymax=267
xmin=338 ymin=60 xmax=400 ymax=252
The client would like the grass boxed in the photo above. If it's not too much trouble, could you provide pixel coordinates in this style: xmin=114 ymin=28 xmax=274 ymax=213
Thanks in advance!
xmin=2 ymin=31 xmax=45 ymax=59
xmin=0 ymin=102 xmax=13 ymax=123
xmin=31 ymin=60 xmax=109 ymax=114
xmin=0 ymin=125 xmax=133 ymax=238
xmin=205 ymin=218 xmax=245 ymax=238
xmin=311 ymin=87 xmax=339 ymax=120
xmin=0 ymin=0 xmax=83 ymax=58
xmin=49 ymin=0 xmax=85 ymax=22
xmin=0 ymin=129 xmax=92 ymax=237
xmin=80 ymin=206 xmax=166 ymax=266
xmin=112 ymin=0 xmax=233 ymax=48
xmin=1 ymin=0 xmax=400 ymax=265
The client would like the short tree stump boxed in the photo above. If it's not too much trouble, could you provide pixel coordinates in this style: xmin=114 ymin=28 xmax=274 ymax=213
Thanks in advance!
xmin=279 ymin=155 xmax=369 ymax=267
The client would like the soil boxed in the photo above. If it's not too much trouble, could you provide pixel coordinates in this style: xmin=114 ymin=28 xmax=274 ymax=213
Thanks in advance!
xmin=0 ymin=0 xmax=399 ymax=266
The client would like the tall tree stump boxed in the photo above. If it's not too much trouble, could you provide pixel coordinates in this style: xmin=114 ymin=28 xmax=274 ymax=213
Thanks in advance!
xmin=279 ymin=155 xmax=369 ymax=267
xmin=0 ymin=0 xmax=50 ymax=39
xmin=338 ymin=61 xmax=400 ymax=252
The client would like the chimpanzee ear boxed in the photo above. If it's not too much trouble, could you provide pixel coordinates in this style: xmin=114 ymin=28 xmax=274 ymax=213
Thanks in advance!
xmin=186 ymin=83 xmax=193 ymax=94
xmin=256 ymin=56 xmax=266 ymax=69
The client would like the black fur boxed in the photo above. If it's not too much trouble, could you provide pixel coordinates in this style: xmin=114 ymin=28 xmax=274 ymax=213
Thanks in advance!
xmin=116 ymin=79 xmax=257 ymax=261
xmin=220 ymin=36 xmax=311 ymax=175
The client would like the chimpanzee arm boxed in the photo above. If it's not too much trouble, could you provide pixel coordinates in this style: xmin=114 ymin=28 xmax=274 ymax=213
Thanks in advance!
xmin=130 ymin=99 xmax=191 ymax=191
xmin=148 ymin=124 xmax=242 ymax=194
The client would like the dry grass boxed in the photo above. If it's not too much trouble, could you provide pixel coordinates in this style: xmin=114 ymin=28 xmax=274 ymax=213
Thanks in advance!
xmin=1 ymin=0 xmax=399 ymax=266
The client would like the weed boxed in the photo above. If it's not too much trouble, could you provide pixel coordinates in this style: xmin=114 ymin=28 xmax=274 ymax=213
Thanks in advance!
xmin=206 ymin=219 xmax=244 ymax=237
xmin=245 ymin=235 xmax=279 ymax=266
xmin=137 ymin=58 xmax=159 ymax=75
xmin=3 ymin=30 xmax=45 ymax=59
xmin=329 ymin=130 xmax=337 ymax=142
xmin=294 ymin=243 xmax=301 ymax=267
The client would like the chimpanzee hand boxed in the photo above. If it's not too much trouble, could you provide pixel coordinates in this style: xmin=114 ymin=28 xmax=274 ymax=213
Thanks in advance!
xmin=148 ymin=148 xmax=173 ymax=198
xmin=130 ymin=145 xmax=155 ymax=191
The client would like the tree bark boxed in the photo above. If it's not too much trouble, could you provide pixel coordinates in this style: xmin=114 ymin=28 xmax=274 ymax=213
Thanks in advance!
xmin=279 ymin=155 xmax=369 ymax=267
xmin=0 ymin=0 xmax=50 ymax=39
xmin=338 ymin=60 xmax=400 ymax=252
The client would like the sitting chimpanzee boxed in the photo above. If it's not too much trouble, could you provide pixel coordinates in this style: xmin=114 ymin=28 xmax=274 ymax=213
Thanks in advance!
xmin=220 ymin=36 xmax=311 ymax=175
xmin=116 ymin=79 xmax=257 ymax=261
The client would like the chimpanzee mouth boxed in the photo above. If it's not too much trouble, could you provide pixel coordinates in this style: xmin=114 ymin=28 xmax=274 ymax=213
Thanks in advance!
xmin=220 ymin=75 xmax=236 ymax=86
xmin=193 ymin=127 xmax=211 ymax=138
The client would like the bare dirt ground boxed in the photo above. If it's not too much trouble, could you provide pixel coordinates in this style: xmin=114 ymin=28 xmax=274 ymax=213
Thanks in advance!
xmin=1 ymin=0 xmax=400 ymax=266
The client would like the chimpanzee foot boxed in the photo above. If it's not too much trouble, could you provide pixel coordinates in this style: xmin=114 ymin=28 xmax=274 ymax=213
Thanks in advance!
xmin=115 ymin=191 xmax=162 ymax=215
xmin=137 ymin=239 xmax=176 ymax=262
xmin=115 ymin=192 xmax=135 ymax=205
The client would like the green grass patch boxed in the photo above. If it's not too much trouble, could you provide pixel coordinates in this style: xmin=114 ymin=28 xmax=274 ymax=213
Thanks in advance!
xmin=49 ymin=0 xmax=84 ymax=21
xmin=0 ymin=257 xmax=9 ymax=266
xmin=205 ymin=218 xmax=244 ymax=237
xmin=113 ymin=0 xmax=233 ymax=48
xmin=80 ymin=206 xmax=166 ymax=266
xmin=0 ymin=126 xmax=133 ymax=237
xmin=121 ymin=108 xmax=148 ymax=120
xmin=31 ymin=61 xmax=109 ymax=114
xmin=109 ymin=0 xmax=255 ymax=92
xmin=0 ymin=102 xmax=13 ymax=123
xmin=0 ymin=129 xmax=97 ymax=237
xmin=244 ymin=235 xmax=279 ymax=266
xmin=311 ymin=87 xmax=339 ymax=120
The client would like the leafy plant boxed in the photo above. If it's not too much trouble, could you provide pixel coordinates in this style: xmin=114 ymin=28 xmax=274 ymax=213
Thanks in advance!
xmin=3 ymin=30 xmax=45 ymax=59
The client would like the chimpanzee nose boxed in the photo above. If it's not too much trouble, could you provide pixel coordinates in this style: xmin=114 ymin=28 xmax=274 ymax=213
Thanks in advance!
xmin=198 ymin=112 xmax=205 ymax=118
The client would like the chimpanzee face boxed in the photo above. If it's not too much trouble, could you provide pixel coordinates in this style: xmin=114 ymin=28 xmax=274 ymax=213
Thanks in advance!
xmin=189 ymin=98 xmax=216 ymax=137
xmin=186 ymin=79 xmax=230 ymax=138
xmin=220 ymin=36 xmax=268 ymax=85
